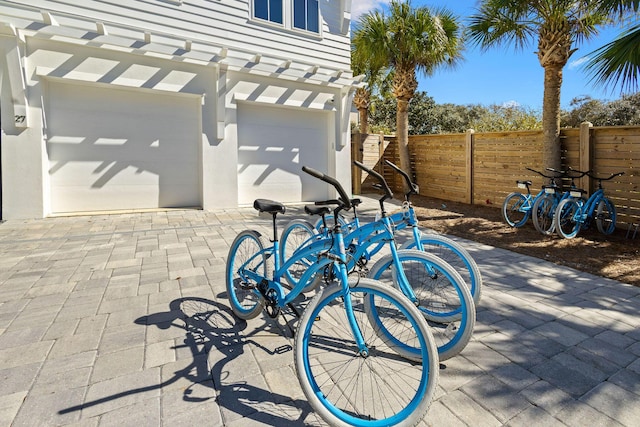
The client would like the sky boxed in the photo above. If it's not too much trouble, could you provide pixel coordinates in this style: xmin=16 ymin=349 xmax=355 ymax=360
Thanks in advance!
xmin=351 ymin=0 xmax=635 ymax=110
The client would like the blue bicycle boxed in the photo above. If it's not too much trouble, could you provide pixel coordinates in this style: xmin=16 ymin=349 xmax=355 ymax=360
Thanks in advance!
xmin=531 ymin=168 xmax=589 ymax=235
xmin=502 ymin=167 xmax=560 ymax=228
xmin=554 ymin=170 xmax=625 ymax=239
xmin=280 ymin=165 xmax=476 ymax=361
xmin=226 ymin=166 xmax=439 ymax=426
xmin=373 ymin=159 xmax=483 ymax=305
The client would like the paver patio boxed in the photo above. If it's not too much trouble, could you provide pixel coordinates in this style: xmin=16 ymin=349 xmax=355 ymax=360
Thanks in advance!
xmin=1 ymin=196 xmax=638 ymax=426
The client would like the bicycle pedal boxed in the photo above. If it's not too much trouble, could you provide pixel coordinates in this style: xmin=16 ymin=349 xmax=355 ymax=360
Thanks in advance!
xmin=239 ymin=282 xmax=256 ymax=290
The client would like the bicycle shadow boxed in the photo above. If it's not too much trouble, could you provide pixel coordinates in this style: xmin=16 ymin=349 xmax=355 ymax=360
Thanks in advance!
xmin=58 ymin=297 xmax=324 ymax=426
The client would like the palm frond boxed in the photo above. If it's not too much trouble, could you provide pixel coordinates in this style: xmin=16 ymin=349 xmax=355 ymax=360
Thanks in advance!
xmin=585 ymin=24 xmax=640 ymax=92
xmin=467 ymin=0 xmax=537 ymax=51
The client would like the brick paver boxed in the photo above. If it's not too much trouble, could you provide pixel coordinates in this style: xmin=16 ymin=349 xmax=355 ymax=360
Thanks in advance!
xmin=0 ymin=197 xmax=638 ymax=426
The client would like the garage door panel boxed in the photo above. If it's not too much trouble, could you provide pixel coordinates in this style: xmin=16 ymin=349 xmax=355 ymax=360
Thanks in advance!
xmin=237 ymin=104 xmax=329 ymax=205
xmin=53 ymin=186 xmax=160 ymax=212
xmin=46 ymin=83 xmax=200 ymax=213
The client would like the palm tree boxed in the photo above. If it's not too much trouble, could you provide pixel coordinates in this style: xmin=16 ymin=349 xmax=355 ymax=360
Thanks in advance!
xmin=351 ymin=50 xmax=387 ymax=135
xmin=352 ymin=0 xmax=463 ymax=183
xmin=467 ymin=1 xmax=630 ymax=171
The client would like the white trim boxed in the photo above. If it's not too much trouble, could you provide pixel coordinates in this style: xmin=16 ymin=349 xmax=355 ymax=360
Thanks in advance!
xmin=1 ymin=31 xmax=29 ymax=127
xmin=340 ymin=0 xmax=352 ymax=34
xmin=233 ymin=91 xmax=336 ymax=111
xmin=35 ymin=66 xmax=204 ymax=100
xmin=22 ymin=22 xmax=358 ymax=88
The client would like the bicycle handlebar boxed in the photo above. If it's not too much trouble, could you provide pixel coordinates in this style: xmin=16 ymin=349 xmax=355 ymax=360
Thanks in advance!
xmin=525 ymin=167 xmax=559 ymax=180
xmin=302 ymin=166 xmax=352 ymax=210
xmin=353 ymin=161 xmax=393 ymax=200
xmin=384 ymin=160 xmax=419 ymax=195
xmin=586 ymin=171 xmax=625 ymax=181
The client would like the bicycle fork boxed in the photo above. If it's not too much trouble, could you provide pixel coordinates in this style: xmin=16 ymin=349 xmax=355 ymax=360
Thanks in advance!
xmin=408 ymin=215 xmax=440 ymax=280
xmin=333 ymin=231 xmax=369 ymax=357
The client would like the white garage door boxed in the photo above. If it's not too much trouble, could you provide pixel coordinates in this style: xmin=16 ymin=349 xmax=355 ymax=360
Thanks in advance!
xmin=237 ymin=103 xmax=330 ymax=205
xmin=46 ymin=82 xmax=201 ymax=213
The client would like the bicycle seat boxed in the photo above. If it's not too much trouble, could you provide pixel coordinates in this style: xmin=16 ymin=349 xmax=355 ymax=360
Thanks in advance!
xmin=517 ymin=180 xmax=532 ymax=186
xmin=305 ymin=205 xmax=332 ymax=216
xmin=253 ymin=199 xmax=286 ymax=214
xmin=351 ymin=198 xmax=362 ymax=207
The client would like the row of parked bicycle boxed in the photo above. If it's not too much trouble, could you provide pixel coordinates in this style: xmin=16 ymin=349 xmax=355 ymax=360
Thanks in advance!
xmin=225 ymin=160 xmax=481 ymax=426
xmin=502 ymin=166 xmax=625 ymax=239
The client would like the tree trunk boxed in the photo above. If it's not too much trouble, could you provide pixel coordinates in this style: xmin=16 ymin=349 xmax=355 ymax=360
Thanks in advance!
xmin=353 ymin=87 xmax=370 ymax=134
xmin=396 ymin=98 xmax=411 ymax=193
xmin=541 ymin=64 xmax=563 ymax=172
xmin=392 ymin=67 xmax=418 ymax=193
xmin=358 ymin=108 xmax=368 ymax=134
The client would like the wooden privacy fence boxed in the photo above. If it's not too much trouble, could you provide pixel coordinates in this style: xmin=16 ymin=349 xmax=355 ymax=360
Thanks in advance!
xmin=351 ymin=123 xmax=640 ymax=228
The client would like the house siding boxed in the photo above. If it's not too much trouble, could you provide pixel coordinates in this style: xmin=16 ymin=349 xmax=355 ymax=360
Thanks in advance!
xmin=0 ymin=0 xmax=356 ymax=218
xmin=1 ymin=0 xmax=350 ymax=69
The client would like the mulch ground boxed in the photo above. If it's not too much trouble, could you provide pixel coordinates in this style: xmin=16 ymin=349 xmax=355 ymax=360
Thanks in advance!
xmin=408 ymin=195 xmax=640 ymax=287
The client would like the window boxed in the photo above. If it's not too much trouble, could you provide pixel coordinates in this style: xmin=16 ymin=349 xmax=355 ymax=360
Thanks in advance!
xmin=252 ymin=0 xmax=320 ymax=34
xmin=293 ymin=0 xmax=319 ymax=33
xmin=254 ymin=0 xmax=283 ymax=25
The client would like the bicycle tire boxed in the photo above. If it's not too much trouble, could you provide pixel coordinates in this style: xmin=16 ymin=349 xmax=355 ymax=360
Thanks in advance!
xmin=596 ymin=197 xmax=617 ymax=235
xmin=502 ymin=192 xmax=530 ymax=227
xmin=225 ymin=230 xmax=269 ymax=319
xmin=366 ymin=250 xmax=475 ymax=361
xmin=279 ymin=219 xmax=322 ymax=293
xmin=294 ymin=278 xmax=438 ymax=426
xmin=532 ymin=194 xmax=557 ymax=235
xmin=554 ymin=198 xmax=582 ymax=239
xmin=400 ymin=233 xmax=482 ymax=305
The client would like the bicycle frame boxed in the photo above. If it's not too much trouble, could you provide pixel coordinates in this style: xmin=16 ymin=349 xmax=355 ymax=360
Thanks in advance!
xmin=292 ymin=212 xmax=421 ymax=304
xmin=570 ymin=188 xmax=605 ymax=225
xmin=520 ymin=189 xmax=545 ymax=215
xmin=235 ymin=168 xmax=373 ymax=353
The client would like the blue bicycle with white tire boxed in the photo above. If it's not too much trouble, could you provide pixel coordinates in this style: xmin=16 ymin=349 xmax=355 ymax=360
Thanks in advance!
xmin=226 ymin=166 xmax=439 ymax=426
xmin=554 ymin=170 xmax=625 ymax=239
xmin=280 ymin=162 xmax=476 ymax=361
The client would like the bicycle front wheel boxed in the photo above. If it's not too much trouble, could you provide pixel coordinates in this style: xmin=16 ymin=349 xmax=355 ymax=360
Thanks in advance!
xmin=400 ymin=233 xmax=483 ymax=305
xmin=532 ymin=194 xmax=557 ymax=235
xmin=502 ymin=192 xmax=530 ymax=227
xmin=313 ymin=213 xmax=348 ymax=234
xmin=596 ymin=197 xmax=617 ymax=235
xmin=295 ymin=279 xmax=438 ymax=427
xmin=225 ymin=230 xmax=269 ymax=319
xmin=554 ymin=198 xmax=582 ymax=239
xmin=366 ymin=250 xmax=475 ymax=361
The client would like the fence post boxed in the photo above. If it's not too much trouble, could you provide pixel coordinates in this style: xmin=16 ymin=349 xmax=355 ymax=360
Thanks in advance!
xmin=579 ymin=122 xmax=593 ymax=193
xmin=466 ymin=129 xmax=475 ymax=204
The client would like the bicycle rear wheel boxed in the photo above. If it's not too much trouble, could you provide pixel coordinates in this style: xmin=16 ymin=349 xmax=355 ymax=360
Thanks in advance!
xmin=225 ymin=230 xmax=269 ymax=319
xmin=532 ymin=194 xmax=557 ymax=235
xmin=400 ymin=233 xmax=483 ymax=304
xmin=502 ymin=192 xmax=530 ymax=227
xmin=295 ymin=279 xmax=438 ymax=427
xmin=279 ymin=219 xmax=322 ymax=292
xmin=366 ymin=250 xmax=475 ymax=361
xmin=596 ymin=197 xmax=617 ymax=234
xmin=554 ymin=198 xmax=582 ymax=239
